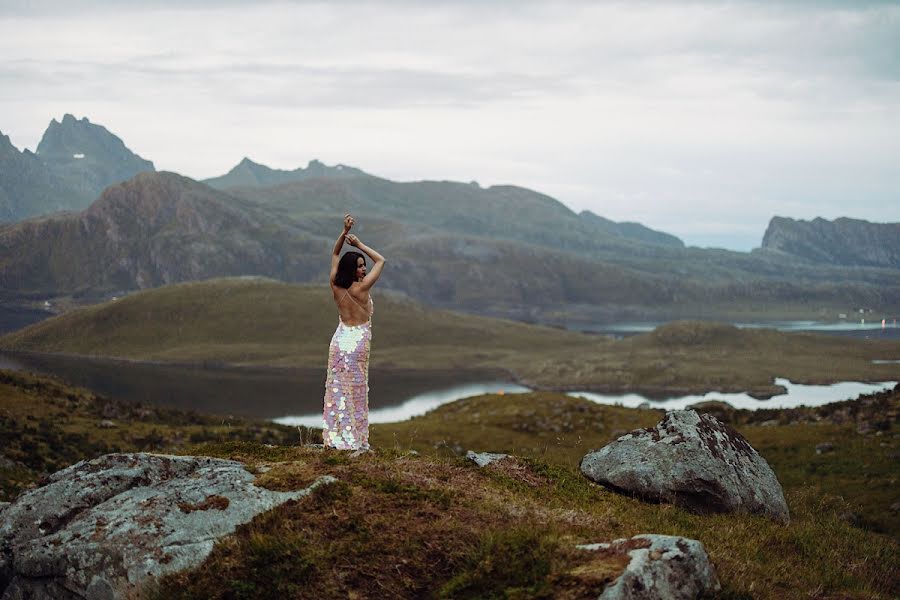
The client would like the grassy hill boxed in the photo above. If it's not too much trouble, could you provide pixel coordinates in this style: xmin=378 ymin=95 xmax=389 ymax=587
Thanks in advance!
xmin=1 ymin=369 xmax=897 ymax=599
xmin=1 ymin=277 xmax=898 ymax=398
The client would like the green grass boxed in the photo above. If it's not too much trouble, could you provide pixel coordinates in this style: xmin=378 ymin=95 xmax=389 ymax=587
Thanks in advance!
xmin=2 ymin=277 xmax=897 ymax=398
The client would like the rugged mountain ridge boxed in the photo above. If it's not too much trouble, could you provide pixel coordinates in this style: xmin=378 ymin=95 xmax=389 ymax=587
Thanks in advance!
xmin=0 ymin=114 xmax=154 ymax=222
xmin=0 ymin=172 xmax=321 ymax=295
xmin=203 ymin=157 xmax=367 ymax=189
xmin=1 ymin=170 xmax=898 ymax=324
xmin=761 ymin=216 xmax=900 ymax=269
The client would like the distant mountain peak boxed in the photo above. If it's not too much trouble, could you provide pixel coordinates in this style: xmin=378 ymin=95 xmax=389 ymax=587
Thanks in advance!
xmin=204 ymin=157 xmax=368 ymax=190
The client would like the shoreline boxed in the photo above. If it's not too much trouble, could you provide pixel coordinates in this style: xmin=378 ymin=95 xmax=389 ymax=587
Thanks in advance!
xmin=2 ymin=347 xmax=895 ymax=402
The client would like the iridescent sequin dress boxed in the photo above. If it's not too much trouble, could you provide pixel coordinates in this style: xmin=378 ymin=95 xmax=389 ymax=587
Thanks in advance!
xmin=323 ymin=290 xmax=374 ymax=450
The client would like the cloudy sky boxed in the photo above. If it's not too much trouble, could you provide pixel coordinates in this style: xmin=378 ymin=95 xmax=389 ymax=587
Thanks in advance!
xmin=1 ymin=0 xmax=898 ymax=250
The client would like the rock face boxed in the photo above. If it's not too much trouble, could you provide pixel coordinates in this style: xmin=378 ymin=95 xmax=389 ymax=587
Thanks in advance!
xmin=0 ymin=452 xmax=336 ymax=600
xmin=576 ymin=534 xmax=720 ymax=599
xmin=761 ymin=216 xmax=900 ymax=268
xmin=580 ymin=410 xmax=790 ymax=523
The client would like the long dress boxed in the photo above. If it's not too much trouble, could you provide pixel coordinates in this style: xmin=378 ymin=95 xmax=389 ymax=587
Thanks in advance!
xmin=322 ymin=290 xmax=374 ymax=450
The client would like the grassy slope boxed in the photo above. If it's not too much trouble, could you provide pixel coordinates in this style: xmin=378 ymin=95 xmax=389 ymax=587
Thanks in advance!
xmin=1 ymin=369 xmax=898 ymax=599
xmin=1 ymin=277 xmax=898 ymax=398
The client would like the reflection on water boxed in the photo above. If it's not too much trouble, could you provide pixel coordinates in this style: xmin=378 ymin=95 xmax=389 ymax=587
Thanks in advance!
xmin=0 ymin=351 xmax=512 ymax=420
xmin=568 ymin=378 xmax=897 ymax=410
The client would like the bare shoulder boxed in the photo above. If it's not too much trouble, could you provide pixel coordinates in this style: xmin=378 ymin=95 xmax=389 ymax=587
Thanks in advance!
xmin=348 ymin=282 xmax=370 ymax=302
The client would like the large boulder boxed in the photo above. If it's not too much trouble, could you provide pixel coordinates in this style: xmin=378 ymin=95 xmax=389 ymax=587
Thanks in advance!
xmin=0 ymin=452 xmax=335 ymax=600
xmin=574 ymin=534 xmax=720 ymax=599
xmin=580 ymin=410 xmax=789 ymax=523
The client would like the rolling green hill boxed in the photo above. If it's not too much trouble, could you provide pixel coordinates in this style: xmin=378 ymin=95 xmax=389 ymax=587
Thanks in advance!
xmin=2 ymin=277 xmax=897 ymax=397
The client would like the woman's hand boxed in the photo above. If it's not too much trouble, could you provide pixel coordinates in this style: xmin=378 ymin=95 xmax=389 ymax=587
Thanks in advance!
xmin=346 ymin=234 xmax=360 ymax=247
xmin=343 ymin=214 xmax=354 ymax=232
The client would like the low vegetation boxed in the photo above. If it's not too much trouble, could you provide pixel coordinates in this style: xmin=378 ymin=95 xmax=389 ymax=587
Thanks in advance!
xmin=2 ymin=369 xmax=898 ymax=599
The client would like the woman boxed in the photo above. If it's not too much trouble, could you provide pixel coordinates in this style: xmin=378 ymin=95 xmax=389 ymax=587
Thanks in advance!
xmin=323 ymin=213 xmax=386 ymax=451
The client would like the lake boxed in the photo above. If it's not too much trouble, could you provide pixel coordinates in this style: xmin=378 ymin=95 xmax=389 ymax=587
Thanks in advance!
xmin=3 ymin=351 xmax=894 ymax=427
xmin=0 ymin=351 xmax=511 ymax=420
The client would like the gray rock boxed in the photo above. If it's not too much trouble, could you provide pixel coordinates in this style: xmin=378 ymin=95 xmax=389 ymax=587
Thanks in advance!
xmin=466 ymin=450 xmax=509 ymax=467
xmin=815 ymin=442 xmax=835 ymax=454
xmin=0 ymin=452 xmax=336 ymax=600
xmin=580 ymin=410 xmax=790 ymax=523
xmin=576 ymin=534 xmax=720 ymax=599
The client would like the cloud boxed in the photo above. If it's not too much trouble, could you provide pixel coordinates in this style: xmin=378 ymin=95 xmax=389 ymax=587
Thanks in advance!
xmin=1 ymin=0 xmax=898 ymax=249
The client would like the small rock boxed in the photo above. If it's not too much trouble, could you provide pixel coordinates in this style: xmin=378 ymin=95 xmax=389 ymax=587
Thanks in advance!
xmin=759 ymin=419 xmax=779 ymax=427
xmin=815 ymin=442 xmax=835 ymax=454
xmin=574 ymin=534 xmax=720 ymax=599
xmin=889 ymin=502 xmax=900 ymax=513
xmin=466 ymin=450 xmax=509 ymax=467
xmin=98 ymin=419 xmax=117 ymax=429
xmin=636 ymin=402 xmax=651 ymax=410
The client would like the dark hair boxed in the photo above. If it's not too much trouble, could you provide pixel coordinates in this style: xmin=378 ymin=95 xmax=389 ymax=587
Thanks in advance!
xmin=334 ymin=251 xmax=366 ymax=288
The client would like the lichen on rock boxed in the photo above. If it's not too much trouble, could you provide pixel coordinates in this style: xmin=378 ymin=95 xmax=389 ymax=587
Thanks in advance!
xmin=0 ymin=452 xmax=335 ymax=600
xmin=580 ymin=410 xmax=790 ymax=522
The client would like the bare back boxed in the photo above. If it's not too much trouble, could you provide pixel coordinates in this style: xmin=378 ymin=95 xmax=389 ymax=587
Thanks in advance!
xmin=331 ymin=283 xmax=373 ymax=326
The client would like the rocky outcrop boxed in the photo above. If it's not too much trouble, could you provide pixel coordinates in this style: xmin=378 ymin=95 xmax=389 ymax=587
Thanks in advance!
xmin=580 ymin=410 xmax=790 ymax=523
xmin=574 ymin=534 xmax=720 ymax=599
xmin=760 ymin=216 xmax=900 ymax=268
xmin=0 ymin=452 xmax=335 ymax=600
xmin=466 ymin=450 xmax=510 ymax=467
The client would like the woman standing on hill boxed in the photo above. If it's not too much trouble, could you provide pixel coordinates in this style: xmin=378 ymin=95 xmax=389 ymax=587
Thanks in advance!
xmin=323 ymin=213 xmax=386 ymax=452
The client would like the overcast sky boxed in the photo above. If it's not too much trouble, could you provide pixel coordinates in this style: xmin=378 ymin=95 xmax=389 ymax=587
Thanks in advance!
xmin=1 ymin=0 xmax=898 ymax=250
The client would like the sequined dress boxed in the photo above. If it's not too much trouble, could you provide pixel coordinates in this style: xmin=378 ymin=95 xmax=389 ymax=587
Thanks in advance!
xmin=323 ymin=290 xmax=373 ymax=450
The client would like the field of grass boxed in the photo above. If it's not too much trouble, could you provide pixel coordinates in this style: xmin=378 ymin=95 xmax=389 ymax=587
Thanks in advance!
xmin=1 ymin=277 xmax=897 ymax=398
xmin=2 ymin=369 xmax=897 ymax=599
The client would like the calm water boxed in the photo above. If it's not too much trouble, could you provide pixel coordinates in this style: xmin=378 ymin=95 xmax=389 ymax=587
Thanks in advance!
xmin=573 ymin=320 xmax=900 ymax=340
xmin=2 ymin=351 xmax=892 ymax=426
xmin=567 ymin=378 xmax=898 ymax=411
xmin=0 ymin=351 xmax=512 ymax=420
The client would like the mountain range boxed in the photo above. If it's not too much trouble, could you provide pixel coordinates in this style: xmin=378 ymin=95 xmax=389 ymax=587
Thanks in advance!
xmin=0 ymin=115 xmax=898 ymax=324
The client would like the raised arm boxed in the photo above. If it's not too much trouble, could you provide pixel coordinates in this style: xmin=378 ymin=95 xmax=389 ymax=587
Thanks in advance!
xmin=329 ymin=214 xmax=353 ymax=284
xmin=346 ymin=234 xmax=386 ymax=292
